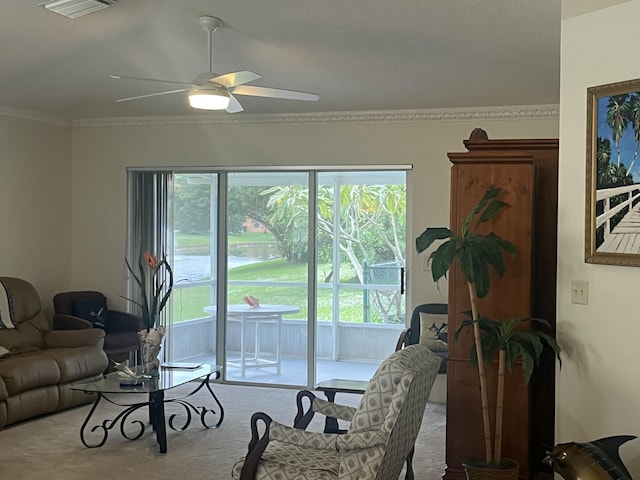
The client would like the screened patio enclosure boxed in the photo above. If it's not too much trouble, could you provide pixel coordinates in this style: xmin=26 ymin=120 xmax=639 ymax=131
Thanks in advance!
xmin=150 ymin=168 xmax=408 ymax=388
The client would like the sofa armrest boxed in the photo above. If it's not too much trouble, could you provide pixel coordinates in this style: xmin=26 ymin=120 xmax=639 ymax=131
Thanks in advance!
xmin=109 ymin=310 xmax=142 ymax=332
xmin=44 ymin=328 xmax=105 ymax=349
xmin=53 ymin=313 xmax=92 ymax=330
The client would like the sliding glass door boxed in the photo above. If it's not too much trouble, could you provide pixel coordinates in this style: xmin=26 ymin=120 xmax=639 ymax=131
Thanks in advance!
xmin=139 ymin=168 xmax=407 ymax=388
xmin=168 ymin=173 xmax=219 ymax=366
xmin=315 ymin=171 xmax=407 ymax=383
xmin=224 ymin=172 xmax=309 ymax=385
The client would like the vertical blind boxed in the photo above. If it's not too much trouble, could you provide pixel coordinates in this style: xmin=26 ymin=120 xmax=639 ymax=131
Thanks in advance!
xmin=126 ymin=171 xmax=173 ymax=328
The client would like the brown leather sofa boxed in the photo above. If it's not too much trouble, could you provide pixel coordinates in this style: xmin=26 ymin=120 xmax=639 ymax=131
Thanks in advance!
xmin=0 ymin=277 xmax=108 ymax=430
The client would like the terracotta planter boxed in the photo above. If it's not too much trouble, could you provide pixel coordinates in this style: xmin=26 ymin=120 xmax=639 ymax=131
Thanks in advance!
xmin=463 ymin=458 xmax=519 ymax=480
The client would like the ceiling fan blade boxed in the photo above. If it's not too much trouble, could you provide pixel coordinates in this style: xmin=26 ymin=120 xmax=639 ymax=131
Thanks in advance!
xmin=116 ymin=88 xmax=189 ymax=102
xmin=211 ymin=71 xmax=261 ymax=88
xmin=226 ymin=94 xmax=244 ymax=113
xmin=231 ymin=85 xmax=319 ymax=101
xmin=110 ymin=75 xmax=193 ymax=86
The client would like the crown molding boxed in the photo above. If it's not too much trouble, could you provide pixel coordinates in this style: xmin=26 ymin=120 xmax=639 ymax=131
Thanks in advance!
xmin=0 ymin=104 xmax=558 ymax=128
xmin=73 ymin=104 xmax=559 ymax=129
xmin=0 ymin=105 xmax=70 ymax=126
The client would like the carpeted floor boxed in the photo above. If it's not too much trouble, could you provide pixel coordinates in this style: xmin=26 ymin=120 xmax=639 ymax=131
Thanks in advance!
xmin=0 ymin=382 xmax=446 ymax=479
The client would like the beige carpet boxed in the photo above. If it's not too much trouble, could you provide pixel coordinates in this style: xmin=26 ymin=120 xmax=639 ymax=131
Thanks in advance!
xmin=0 ymin=383 xmax=446 ymax=480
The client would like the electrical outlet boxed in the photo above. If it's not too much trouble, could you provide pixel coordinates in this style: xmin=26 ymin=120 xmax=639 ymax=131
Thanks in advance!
xmin=571 ymin=280 xmax=588 ymax=305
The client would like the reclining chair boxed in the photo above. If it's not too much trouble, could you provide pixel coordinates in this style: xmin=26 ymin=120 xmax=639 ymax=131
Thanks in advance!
xmin=232 ymin=344 xmax=442 ymax=480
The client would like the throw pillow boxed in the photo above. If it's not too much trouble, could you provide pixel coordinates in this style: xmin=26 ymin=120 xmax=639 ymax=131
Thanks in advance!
xmin=419 ymin=311 xmax=448 ymax=343
xmin=72 ymin=299 xmax=109 ymax=330
xmin=0 ymin=346 xmax=10 ymax=358
xmin=430 ymin=323 xmax=448 ymax=343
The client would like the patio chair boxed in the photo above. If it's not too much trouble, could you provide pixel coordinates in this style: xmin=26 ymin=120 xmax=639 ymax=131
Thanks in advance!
xmin=407 ymin=303 xmax=448 ymax=374
xmin=232 ymin=344 xmax=442 ymax=480
xmin=53 ymin=290 xmax=141 ymax=369
xmin=316 ymin=302 xmax=448 ymax=415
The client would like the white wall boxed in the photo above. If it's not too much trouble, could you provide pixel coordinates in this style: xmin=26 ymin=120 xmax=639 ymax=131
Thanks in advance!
xmin=558 ymin=0 xmax=640 ymax=474
xmin=0 ymin=116 xmax=71 ymax=314
xmin=70 ymin=113 xmax=558 ymax=315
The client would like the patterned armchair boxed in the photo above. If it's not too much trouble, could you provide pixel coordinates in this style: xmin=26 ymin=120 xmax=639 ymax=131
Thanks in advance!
xmin=232 ymin=344 xmax=442 ymax=480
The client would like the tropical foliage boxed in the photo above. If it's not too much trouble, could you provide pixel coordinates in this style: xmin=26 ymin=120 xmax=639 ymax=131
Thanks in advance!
xmin=123 ymin=251 xmax=174 ymax=332
xmin=415 ymin=188 xmax=561 ymax=467
xmin=265 ymin=183 xmax=406 ymax=321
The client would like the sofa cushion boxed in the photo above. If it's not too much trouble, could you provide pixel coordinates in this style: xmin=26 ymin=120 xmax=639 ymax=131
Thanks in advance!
xmin=39 ymin=347 xmax=108 ymax=383
xmin=0 ymin=277 xmax=44 ymax=327
xmin=0 ymin=315 xmax=47 ymax=354
xmin=0 ymin=376 xmax=8 ymax=402
xmin=6 ymin=386 xmax=59 ymax=425
xmin=0 ymin=280 xmax=16 ymax=329
xmin=0 ymin=353 xmax=60 ymax=395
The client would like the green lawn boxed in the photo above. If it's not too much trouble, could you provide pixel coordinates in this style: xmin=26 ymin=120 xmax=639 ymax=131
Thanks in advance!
xmin=175 ymin=232 xmax=277 ymax=255
xmin=171 ymin=233 xmax=403 ymax=324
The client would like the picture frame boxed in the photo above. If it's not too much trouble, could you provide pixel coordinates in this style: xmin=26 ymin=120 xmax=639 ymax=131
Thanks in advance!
xmin=585 ymin=78 xmax=640 ymax=266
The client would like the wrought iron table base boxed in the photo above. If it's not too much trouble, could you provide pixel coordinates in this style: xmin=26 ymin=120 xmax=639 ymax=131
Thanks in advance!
xmin=79 ymin=371 xmax=224 ymax=453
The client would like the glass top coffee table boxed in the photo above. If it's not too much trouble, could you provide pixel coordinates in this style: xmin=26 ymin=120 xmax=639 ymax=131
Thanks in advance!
xmin=70 ymin=363 xmax=223 ymax=453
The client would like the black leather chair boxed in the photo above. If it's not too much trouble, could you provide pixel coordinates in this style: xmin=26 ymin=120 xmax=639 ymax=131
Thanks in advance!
xmin=53 ymin=291 xmax=141 ymax=369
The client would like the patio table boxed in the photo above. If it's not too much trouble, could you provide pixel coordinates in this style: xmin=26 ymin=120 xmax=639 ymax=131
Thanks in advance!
xmin=204 ymin=304 xmax=299 ymax=376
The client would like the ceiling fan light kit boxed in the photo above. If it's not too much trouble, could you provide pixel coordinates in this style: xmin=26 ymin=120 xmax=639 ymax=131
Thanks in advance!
xmin=41 ymin=0 xmax=117 ymax=19
xmin=109 ymin=15 xmax=318 ymax=114
xmin=188 ymin=87 xmax=230 ymax=110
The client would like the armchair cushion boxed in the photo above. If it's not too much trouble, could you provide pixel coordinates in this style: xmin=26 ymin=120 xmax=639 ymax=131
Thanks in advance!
xmin=270 ymin=421 xmax=339 ymax=450
xmin=72 ymin=299 xmax=109 ymax=330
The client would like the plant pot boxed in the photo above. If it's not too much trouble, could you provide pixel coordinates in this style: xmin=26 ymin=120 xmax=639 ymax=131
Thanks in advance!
xmin=463 ymin=458 xmax=519 ymax=480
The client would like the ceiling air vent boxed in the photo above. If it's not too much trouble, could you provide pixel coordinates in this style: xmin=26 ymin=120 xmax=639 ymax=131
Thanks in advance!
xmin=41 ymin=0 xmax=117 ymax=19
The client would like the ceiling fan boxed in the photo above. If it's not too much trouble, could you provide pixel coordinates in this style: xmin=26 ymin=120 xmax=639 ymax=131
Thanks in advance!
xmin=109 ymin=15 xmax=319 ymax=113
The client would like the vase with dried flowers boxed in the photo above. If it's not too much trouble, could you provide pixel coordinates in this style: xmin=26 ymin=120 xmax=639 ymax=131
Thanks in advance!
xmin=123 ymin=250 xmax=173 ymax=375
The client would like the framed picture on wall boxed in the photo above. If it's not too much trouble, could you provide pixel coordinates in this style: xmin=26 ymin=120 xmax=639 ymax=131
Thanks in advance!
xmin=585 ymin=78 xmax=640 ymax=266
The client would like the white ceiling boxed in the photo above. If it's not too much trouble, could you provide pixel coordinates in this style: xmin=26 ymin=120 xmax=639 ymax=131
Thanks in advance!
xmin=0 ymin=1 xmax=561 ymax=121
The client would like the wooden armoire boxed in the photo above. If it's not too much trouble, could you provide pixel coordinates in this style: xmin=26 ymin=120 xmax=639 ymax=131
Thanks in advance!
xmin=444 ymin=129 xmax=559 ymax=480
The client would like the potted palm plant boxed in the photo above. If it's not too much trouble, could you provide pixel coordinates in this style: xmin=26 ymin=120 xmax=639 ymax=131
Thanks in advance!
xmin=415 ymin=187 xmax=561 ymax=480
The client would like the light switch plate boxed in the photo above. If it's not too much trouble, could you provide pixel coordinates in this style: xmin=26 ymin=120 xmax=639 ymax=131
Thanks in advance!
xmin=571 ymin=280 xmax=588 ymax=305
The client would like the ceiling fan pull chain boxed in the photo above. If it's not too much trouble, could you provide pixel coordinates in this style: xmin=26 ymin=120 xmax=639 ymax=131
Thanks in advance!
xmin=207 ymin=28 xmax=213 ymax=73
